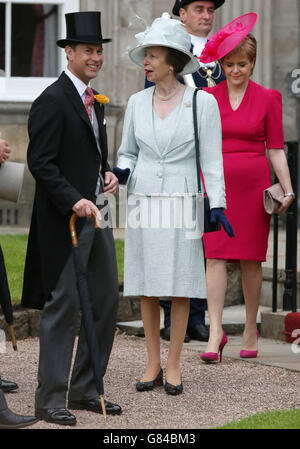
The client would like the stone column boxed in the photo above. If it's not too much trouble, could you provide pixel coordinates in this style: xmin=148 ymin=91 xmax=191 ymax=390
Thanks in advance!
xmin=153 ymin=0 xmax=173 ymax=17
xmin=80 ymin=0 xmax=153 ymax=164
xmin=214 ymin=0 xmax=273 ymax=88
xmin=81 ymin=0 xmax=152 ymax=105
xmin=272 ymin=0 xmax=300 ymax=141
xmin=215 ymin=0 xmax=300 ymax=140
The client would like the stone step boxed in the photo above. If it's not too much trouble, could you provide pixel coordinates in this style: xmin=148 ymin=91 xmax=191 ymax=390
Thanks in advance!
xmin=261 ymin=308 xmax=300 ymax=341
xmin=0 ymin=301 xmax=293 ymax=345
xmin=117 ymin=305 xmax=272 ymax=337
xmin=0 ymin=292 xmax=142 ymax=342
xmin=261 ymin=267 xmax=300 ymax=309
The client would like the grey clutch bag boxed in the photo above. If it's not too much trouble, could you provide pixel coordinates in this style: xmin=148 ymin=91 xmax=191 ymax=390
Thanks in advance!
xmin=0 ymin=161 xmax=25 ymax=202
xmin=263 ymin=183 xmax=284 ymax=214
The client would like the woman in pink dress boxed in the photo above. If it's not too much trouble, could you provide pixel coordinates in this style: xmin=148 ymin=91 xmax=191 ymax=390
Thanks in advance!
xmin=200 ymin=31 xmax=294 ymax=361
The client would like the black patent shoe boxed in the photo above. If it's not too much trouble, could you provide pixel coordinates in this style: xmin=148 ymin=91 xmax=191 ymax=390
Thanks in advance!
xmin=35 ymin=408 xmax=76 ymax=426
xmin=0 ymin=408 xmax=38 ymax=429
xmin=189 ymin=324 xmax=209 ymax=342
xmin=68 ymin=398 xmax=122 ymax=415
xmin=136 ymin=368 xmax=163 ymax=392
xmin=164 ymin=380 xmax=183 ymax=396
xmin=160 ymin=327 xmax=190 ymax=343
xmin=0 ymin=379 xmax=18 ymax=393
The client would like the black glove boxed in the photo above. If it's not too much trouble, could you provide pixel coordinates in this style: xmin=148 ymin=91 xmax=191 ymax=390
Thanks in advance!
xmin=112 ymin=167 xmax=130 ymax=185
xmin=210 ymin=208 xmax=234 ymax=238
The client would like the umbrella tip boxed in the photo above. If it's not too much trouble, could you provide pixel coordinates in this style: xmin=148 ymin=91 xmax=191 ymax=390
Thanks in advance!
xmin=100 ymin=395 xmax=107 ymax=421
xmin=9 ymin=326 xmax=17 ymax=351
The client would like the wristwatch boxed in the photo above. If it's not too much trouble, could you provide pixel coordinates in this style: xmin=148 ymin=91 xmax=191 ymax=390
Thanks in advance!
xmin=284 ymin=193 xmax=295 ymax=199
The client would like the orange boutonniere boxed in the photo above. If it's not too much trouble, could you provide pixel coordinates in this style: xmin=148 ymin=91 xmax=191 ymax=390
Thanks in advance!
xmin=94 ymin=94 xmax=110 ymax=105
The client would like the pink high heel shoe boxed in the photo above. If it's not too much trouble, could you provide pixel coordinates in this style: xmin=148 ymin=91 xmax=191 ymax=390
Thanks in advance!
xmin=240 ymin=330 xmax=259 ymax=358
xmin=200 ymin=331 xmax=228 ymax=363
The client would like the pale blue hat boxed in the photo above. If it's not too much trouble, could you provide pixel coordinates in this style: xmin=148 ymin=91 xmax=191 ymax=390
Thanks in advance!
xmin=129 ymin=13 xmax=200 ymax=76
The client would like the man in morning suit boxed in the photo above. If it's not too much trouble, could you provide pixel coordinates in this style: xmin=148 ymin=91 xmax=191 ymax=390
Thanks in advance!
xmin=21 ymin=11 xmax=121 ymax=426
xmin=147 ymin=0 xmax=226 ymax=343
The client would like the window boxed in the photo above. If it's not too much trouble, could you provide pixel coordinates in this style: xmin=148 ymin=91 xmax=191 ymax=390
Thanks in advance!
xmin=0 ymin=0 xmax=79 ymax=101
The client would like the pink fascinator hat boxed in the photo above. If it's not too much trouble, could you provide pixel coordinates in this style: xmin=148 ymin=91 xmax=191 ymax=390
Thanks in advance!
xmin=200 ymin=13 xmax=258 ymax=64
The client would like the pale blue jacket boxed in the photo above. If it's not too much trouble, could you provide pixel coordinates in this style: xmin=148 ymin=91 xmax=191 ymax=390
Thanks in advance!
xmin=117 ymin=85 xmax=226 ymax=209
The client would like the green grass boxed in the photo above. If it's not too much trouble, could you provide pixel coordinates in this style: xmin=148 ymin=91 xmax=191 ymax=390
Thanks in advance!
xmin=0 ymin=235 xmax=28 ymax=303
xmin=115 ymin=238 xmax=124 ymax=283
xmin=218 ymin=409 xmax=300 ymax=429
xmin=0 ymin=235 xmax=124 ymax=305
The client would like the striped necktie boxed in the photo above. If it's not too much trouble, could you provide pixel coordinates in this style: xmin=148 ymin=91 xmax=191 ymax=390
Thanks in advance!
xmin=84 ymin=87 xmax=95 ymax=122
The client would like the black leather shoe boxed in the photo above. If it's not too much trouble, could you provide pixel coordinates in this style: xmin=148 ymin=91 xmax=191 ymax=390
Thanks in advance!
xmin=164 ymin=380 xmax=183 ymax=396
xmin=160 ymin=327 xmax=190 ymax=343
xmin=136 ymin=368 xmax=163 ymax=392
xmin=0 ymin=379 xmax=18 ymax=393
xmin=189 ymin=324 xmax=209 ymax=342
xmin=0 ymin=408 xmax=38 ymax=429
xmin=35 ymin=408 xmax=76 ymax=426
xmin=68 ymin=398 xmax=122 ymax=415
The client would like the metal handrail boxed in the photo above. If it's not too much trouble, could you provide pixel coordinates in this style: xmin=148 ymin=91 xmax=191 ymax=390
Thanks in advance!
xmin=272 ymin=207 xmax=279 ymax=312
xmin=272 ymin=140 xmax=298 ymax=312
xmin=283 ymin=141 xmax=298 ymax=312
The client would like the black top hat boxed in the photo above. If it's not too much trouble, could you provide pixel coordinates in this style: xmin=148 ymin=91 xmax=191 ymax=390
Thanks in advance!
xmin=56 ymin=11 xmax=112 ymax=48
xmin=172 ymin=0 xmax=225 ymax=16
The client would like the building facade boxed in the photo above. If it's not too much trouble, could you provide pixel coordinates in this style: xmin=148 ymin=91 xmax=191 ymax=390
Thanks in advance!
xmin=0 ymin=0 xmax=299 ymax=227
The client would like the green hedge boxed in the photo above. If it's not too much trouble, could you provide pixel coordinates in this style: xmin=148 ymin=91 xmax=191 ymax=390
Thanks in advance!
xmin=0 ymin=235 xmax=124 ymax=304
xmin=218 ymin=409 xmax=300 ymax=429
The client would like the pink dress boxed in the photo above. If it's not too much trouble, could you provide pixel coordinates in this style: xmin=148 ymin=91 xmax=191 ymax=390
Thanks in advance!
xmin=203 ymin=80 xmax=284 ymax=262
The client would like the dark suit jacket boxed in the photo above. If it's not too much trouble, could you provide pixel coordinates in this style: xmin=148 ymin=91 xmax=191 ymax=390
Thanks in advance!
xmin=21 ymin=72 xmax=111 ymax=309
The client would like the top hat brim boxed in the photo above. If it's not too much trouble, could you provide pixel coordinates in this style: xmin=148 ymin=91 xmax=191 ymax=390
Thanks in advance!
xmin=56 ymin=37 xmax=112 ymax=48
xmin=172 ymin=0 xmax=225 ymax=16
xmin=0 ymin=161 xmax=25 ymax=203
xmin=129 ymin=44 xmax=200 ymax=76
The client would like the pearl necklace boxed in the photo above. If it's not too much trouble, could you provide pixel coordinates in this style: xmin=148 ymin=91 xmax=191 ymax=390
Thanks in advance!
xmin=155 ymin=83 xmax=181 ymax=101
xmin=229 ymin=86 xmax=248 ymax=110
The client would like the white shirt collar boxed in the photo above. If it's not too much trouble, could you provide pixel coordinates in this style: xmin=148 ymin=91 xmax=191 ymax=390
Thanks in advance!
xmin=190 ymin=34 xmax=216 ymax=69
xmin=190 ymin=35 xmax=208 ymax=57
xmin=65 ymin=68 xmax=90 ymax=99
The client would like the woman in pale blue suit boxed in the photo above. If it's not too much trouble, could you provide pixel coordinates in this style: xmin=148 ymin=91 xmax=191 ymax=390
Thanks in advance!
xmin=116 ymin=14 xmax=232 ymax=395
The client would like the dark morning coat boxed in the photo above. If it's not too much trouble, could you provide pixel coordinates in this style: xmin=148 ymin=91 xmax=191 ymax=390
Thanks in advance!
xmin=21 ymin=71 xmax=111 ymax=310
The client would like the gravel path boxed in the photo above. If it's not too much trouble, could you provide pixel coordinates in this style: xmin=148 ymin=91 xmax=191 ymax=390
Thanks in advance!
xmin=1 ymin=331 xmax=300 ymax=429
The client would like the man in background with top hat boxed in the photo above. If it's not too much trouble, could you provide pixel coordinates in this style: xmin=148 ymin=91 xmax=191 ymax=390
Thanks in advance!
xmin=21 ymin=11 xmax=121 ymax=426
xmin=151 ymin=1 xmax=226 ymax=344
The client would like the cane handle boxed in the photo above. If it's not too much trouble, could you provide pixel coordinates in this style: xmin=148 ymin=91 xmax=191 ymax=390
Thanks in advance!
xmin=69 ymin=212 xmax=100 ymax=247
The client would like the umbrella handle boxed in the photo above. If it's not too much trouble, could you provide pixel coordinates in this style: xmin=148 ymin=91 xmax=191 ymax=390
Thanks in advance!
xmin=70 ymin=212 xmax=101 ymax=247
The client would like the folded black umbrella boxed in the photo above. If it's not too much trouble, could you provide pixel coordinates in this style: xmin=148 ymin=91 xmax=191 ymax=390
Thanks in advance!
xmin=69 ymin=213 xmax=106 ymax=420
xmin=0 ymin=245 xmax=17 ymax=350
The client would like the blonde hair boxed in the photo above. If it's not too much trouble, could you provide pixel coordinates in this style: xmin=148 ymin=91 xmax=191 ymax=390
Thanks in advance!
xmin=222 ymin=33 xmax=257 ymax=74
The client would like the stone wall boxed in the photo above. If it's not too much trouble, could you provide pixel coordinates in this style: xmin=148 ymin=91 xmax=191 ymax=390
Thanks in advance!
xmin=272 ymin=0 xmax=300 ymax=141
xmin=1 ymin=0 xmax=299 ymax=228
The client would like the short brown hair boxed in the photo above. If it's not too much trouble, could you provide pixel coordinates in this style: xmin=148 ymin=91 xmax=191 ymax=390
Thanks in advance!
xmin=65 ymin=43 xmax=79 ymax=61
xmin=165 ymin=47 xmax=190 ymax=76
xmin=222 ymin=33 xmax=257 ymax=72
